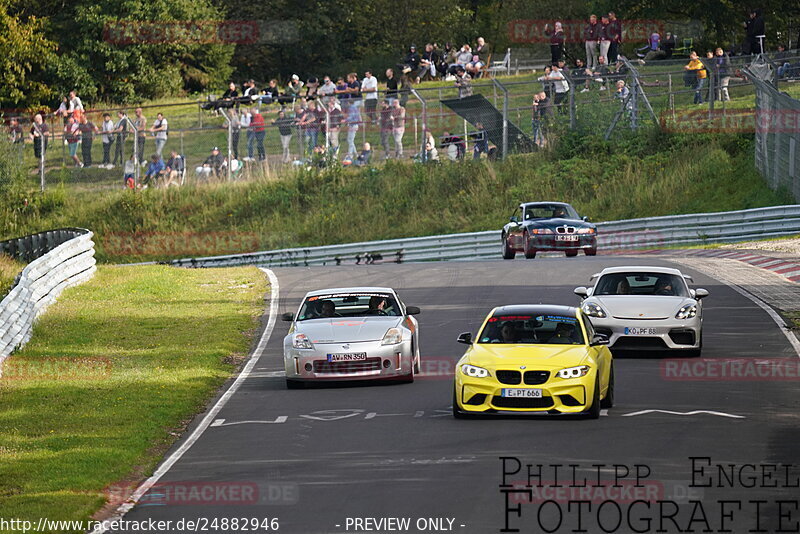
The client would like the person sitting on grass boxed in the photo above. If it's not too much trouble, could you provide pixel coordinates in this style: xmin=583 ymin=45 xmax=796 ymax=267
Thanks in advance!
xmin=195 ymin=146 xmax=225 ymax=180
xmin=123 ymin=154 xmax=136 ymax=189
xmin=140 ymin=154 xmax=165 ymax=188
xmin=355 ymin=142 xmax=372 ymax=166
xmin=160 ymin=150 xmax=185 ymax=187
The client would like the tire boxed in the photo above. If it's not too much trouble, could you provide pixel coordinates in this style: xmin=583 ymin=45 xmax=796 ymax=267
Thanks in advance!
xmin=501 ymin=234 xmax=516 ymax=259
xmin=584 ymin=248 xmax=597 ymax=256
xmin=523 ymin=232 xmax=537 ymax=259
xmin=585 ymin=377 xmax=601 ymax=419
xmin=600 ymin=363 xmax=614 ymax=409
xmin=412 ymin=340 xmax=421 ymax=374
xmin=565 ymin=250 xmax=579 ymax=257
xmin=286 ymin=379 xmax=304 ymax=390
xmin=397 ymin=371 xmax=414 ymax=384
xmin=452 ymin=388 xmax=470 ymax=419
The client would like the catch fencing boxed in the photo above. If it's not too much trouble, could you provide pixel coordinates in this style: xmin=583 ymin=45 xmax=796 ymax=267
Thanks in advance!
xmin=168 ymin=205 xmax=800 ymax=268
xmin=0 ymin=229 xmax=96 ymax=363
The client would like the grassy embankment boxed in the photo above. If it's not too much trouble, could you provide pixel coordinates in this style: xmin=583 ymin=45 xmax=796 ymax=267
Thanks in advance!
xmin=0 ymin=265 xmax=267 ymax=531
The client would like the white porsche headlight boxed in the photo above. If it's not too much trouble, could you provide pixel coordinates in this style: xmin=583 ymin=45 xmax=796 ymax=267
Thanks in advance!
xmin=292 ymin=333 xmax=313 ymax=349
xmin=557 ymin=365 xmax=590 ymax=379
xmin=381 ymin=328 xmax=403 ymax=345
xmin=582 ymin=302 xmax=607 ymax=318
xmin=676 ymin=304 xmax=697 ymax=319
xmin=461 ymin=364 xmax=490 ymax=378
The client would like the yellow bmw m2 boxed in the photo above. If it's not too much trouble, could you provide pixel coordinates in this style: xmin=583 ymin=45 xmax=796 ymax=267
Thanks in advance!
xmin=453 ymin=305 xmax=614 ymax=418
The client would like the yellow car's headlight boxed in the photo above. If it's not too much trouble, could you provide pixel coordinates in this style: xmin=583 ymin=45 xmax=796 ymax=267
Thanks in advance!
xmin=461 ymin=364 xmax=491 ymax=378
xmin=557 ymin=365 xmax=590 ymax=379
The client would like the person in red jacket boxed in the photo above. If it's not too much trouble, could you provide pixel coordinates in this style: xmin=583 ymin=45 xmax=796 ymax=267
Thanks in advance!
xmin=250 ymin=109 xmax=266 ymax=161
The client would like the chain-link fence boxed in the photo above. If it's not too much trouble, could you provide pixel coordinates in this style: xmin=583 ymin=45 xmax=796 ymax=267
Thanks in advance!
xmin=3 ymin=48 xmax=800 ymax=192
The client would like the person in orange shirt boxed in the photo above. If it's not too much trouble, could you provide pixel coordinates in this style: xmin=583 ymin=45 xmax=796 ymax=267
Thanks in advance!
xmin=685 ymin=51 xmax=708 ymax=104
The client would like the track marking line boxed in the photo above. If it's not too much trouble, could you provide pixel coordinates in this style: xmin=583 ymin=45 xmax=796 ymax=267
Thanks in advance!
xmin=90 ymin=268 xmax=280 ymax=534
xmin=622 ymin=409 xmax=745 ymax=419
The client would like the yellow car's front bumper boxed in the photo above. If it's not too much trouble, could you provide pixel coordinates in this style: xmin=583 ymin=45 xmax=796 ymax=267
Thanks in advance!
xmin=455 ymin=371 xmax=597 ymax=414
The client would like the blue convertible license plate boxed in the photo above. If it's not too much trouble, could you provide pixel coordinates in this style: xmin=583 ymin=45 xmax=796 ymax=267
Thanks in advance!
xmin=501 ymin=388 xmax=543 ymax=398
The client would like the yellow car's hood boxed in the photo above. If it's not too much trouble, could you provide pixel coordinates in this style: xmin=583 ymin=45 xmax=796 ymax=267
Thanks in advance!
xmin=467 ymin=343 xmax=591 ymax=369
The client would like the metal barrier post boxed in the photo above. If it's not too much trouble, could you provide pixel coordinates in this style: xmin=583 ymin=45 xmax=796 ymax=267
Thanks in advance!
xmin=33 ymin=123 xmax=46 ymax=192
xmin=410 ymin=88 xmax=428 ymax=162
xmin=491 ymin=78 xmax=509 ymax=159
xmin=221 ymin=109 xmax=233 ymax=181
xmin=123 ymin=117 xmax=139 ymax=186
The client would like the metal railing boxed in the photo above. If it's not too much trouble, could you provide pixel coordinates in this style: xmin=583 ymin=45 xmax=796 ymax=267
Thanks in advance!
xmin=168 ymin=205 xmax=800 ymax=269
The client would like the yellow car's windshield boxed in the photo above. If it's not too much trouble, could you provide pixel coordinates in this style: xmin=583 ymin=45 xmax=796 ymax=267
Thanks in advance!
xmin=478 ymin=314 xmax=584 ymax=345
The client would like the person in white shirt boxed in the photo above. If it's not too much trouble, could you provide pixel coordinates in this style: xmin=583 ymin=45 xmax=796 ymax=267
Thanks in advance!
xmin=150 ymin=112 xmax=168 ymax=156
xmin=240 ymin=108 xmax=253 ymax=161
xmin=68 ymin=90 xmax=84 ymax=116
xmin=542 ymin=65 xmax=569 ymax=112
xmin=361 ymin=70 xmax=379 ymax=123
xmin=100 ymin=113 xmax=116 ymax=168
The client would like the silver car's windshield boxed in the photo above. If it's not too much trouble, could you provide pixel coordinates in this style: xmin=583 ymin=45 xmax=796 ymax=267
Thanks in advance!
xmin=478 ymin=313 xmax=584 ymax=345
xmin=297 ymin=293 xmax=401 ymax=320
xmin=594 ymin=273 xmax=689 ymax=297
xmin=524 ymin=204 xmax=579 ymax=220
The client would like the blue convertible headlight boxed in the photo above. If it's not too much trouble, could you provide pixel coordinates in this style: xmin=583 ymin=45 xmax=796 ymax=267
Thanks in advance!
xmin=461 ymin=364 xmax=490 ymax=378
xmin=676 ymin=304 xmax=697 ymax=319
xmin=582 ymin=302 xmax=607 ymax=318
xmin=557 ymin=365 xmax=590 ymax=379
xmin=292 ymin=333 xmax=314 ymax=349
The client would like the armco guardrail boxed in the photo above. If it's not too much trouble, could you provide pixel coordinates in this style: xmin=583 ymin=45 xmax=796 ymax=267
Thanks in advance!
xmin=0 ymin=229 xmax=96 ymax=363
xmin=170 ymin=205 xmax=800 ymax=269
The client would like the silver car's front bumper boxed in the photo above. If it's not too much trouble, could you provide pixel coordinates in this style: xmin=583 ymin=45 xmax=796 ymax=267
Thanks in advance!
xmin=590 ymin=316 xmax=702 ymax=351
xmin=284 ymin=339 xmax=414 ymax=381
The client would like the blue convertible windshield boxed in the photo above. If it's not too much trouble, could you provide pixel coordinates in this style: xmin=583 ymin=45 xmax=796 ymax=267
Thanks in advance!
xmin=297 ymin=293 xmax=401 ymax=320
xmin=524 ymin=204 xmax=580 ymax=220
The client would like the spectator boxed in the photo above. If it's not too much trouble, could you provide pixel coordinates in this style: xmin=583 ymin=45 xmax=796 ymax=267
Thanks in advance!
xmin=361 ymin=70 xmax=379 ymax=122
xmin=536 ymin=91 xmax=554 ymax=144
xmin=141 ymin=153 xmax=164 ymax=188
xmin=56 ymin=96 xmax=69 ymax=125
xmin=385 ymin=69 xmax=399 ymax=104
xmin=99 ymin=113 xmax=115 ymax=168
xmin=419 ymin=44 xmax=439 ymax=79
xmin=531 ymin=93 xmax=543 ymax=146
xmin=162 ymin=150 xmax=184 ymax=187
xmin=471 ymin=122 xmax=488 ymax=160
xmin=441 ymin=131 xmax=466 ymax=161
xmin=298 ymin=100 xmax=319 ymax=154
xmin=573 ymin=58 xmax=590 ymax=92
xmin=598 ymin=15 xmax=611 ymax=65
xmin=744 ymin=9 xmax=765 ymax=55
xmin=243 ymin=79 xmax=258 ymax=99
xmin=398 ymin=73 xmax=412 ymax=107
xmin=222 ymin=82 xmax=238 ymax=100
xmin=133 ymin=107 xmax=147 ymax=165
xmin=195 ymin=147 xmax=225 ymax=179
xmin=293 ymin=104 xmax=308 ymax=154
xmin=379 ymin=100 xmax=393 ymax=159
xmin=390 ymin=99 xmax=406 ymax=158
xmin=305 ymin=76 xmax=319 ymax=100
xmin=29 ymin=113 xmax=49 ymax=161
xmin=334 ymin=76 xmax=348 ymax=102
xmin=615 ymin=80 xmax=632 ymax=113
xmin=286 ymin=75 xmax=304 ymax=101
xmin=123 ymin=154 xmax=136 ymax=189
xmin=7 ymin=118 xmax=23 ymax=157
xmin=662 ymin=32 xmax=676 ymax=58
xmin=467 ymin=37 xmax=491 ymax=77
xmin=150 ymin=112 xmax=168 ymax=156
xmin=263 ymin=79 xmax=281 ymax=104
xmin=273 ymin=109 xmax=294 ymax=163
xmin=455 ymin=67 xmax=473 ymax=98
xmin=608 ymin=12 xmax=622 ymax=63
xmin=542 ymin=64 xmax=569 ymax=111
xmin=113 ymin=110 xmax=128 ymax=166
xmin=345 ymin=103 xmax=361 ymax=158
xmin=251 ymin=108 xmax=266 ymax=161
xmin=319 ymin=76 xmax=337 ymax=106
xmin=775 ymin=44 xmax=794 ymax=78
xmin=638 ymin=32 xmax=663 ymax=63
xmin=452 ymin=44 xmax=473 ymax=74
xmin=68 ymin=90 xmax=84 ymax=122
xmin=587 ymin=55 xmax=610 ymax=91
xmin=346 ymin=73 xmax=361 ymax=108
xmin=545 ymin=22 xmax=565 ymax=65
xmin=326 ymin=100 xmax=343 ymax=154
xmin=685 ymin=51 xmax=707 ymax=104
xmin=355 ymin=142 xmax=372 ymax=166
xmin=241 ymin=108 xmax=253 ymax=161
xmin=442 ymin=43 xmax=459 ymax=76
xmin=64 ymin=116 xmax=82 ymax=167
xmin=584 ymin=14 xmax=600 ymax=70
xmin=228 ymin=109 xmax=240 ymax=160
xmin=78 ymin=114 xmax=97 ymax=168
xmin=402 ymin=45 xmax=421 ymax=74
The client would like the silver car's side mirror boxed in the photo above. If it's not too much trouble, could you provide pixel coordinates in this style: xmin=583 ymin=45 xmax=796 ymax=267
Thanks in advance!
xmin=574 ymin=286 xmax=589 ymax=298
xmin=406 ymin=306 xmax=421 ymax=315
xmin=694 ymin=288 xmax=709 ymax=299
xmin=281 ymin=312 xmax=295 ymax=321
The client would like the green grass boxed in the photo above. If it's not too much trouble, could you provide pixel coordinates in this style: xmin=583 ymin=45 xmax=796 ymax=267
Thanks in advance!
xmin=0 ymin=265 xmax=267 ymax=531
xmin=0 ymin=256 xmax=23 ymax=297
xmin=1 ymin=130 xmax=792 ymax=263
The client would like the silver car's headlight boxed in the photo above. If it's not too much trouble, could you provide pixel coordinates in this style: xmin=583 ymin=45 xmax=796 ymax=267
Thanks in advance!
xmin=381 ymin=328 xmax=403 ymax=345
xmin=292 ymin=333 xmax=314 ymax=349
xmin=676 ymin=304 xmax=697 ymax=319
xmin=582 ymin=302 xmax=607 ymax=318
xmin=557 ymin=365 xmax=590 ymax=379
xmin=461 ymin=364 xmax=491 ymax=378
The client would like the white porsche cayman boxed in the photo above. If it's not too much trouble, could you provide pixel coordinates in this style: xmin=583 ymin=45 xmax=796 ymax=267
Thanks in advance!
xmin=574 ymin=266 xmax=708 ymax=356
xmin=281 ymin=287 xmax=421 ymax=388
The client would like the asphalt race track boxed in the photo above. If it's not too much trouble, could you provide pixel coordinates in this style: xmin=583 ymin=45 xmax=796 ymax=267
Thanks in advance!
xmin=112 ymin=257 xmax=800 ymax=534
